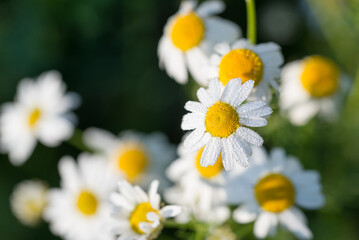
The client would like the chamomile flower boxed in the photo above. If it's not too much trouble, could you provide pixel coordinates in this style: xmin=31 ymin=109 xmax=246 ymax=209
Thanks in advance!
xmin=109 ymin=180 xmax=181 ymax=240
xmin=208 ymin=39 xmax=284 ymax=102
xmin=10 ymin=180 xmax=48 ymax=226
xmin=280 ymin=55 xmax=350 ymax=125
xmin=158 ymin=0 xmax=240 ymax=85
xmin=0 ymin=71 xmax=80 ymax=165
xmin=181 ymin=78 xmax=272 ymax=171
xmin=44 ymin=154 xmax=117 ymax=240
xmin=164 ymin=142 xmax=229 ymax=224
xmin=228 ymin=147 xmax=325 ymax=239
xmin=83 ymin=128 xmax=175 ymax=190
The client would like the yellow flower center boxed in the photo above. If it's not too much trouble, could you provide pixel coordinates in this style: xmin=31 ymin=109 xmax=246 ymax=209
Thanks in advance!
xmin=28 ymin=108 xmax=42 ymax=128
xmin=300 ymin=55 xmax=339 ymax=98
xmin=205 ymin=101 xmax=240 ymax=138
xmin=24 ymin=199 xmax=46 ymax=221
xmin=130 ymin=202 xmax=159 ymax=234
xmin=218 ymin=49 xmax=264 ymax=86
xmin=195 ymin=147 xmax=223 ymax=178
xmin=76 ymin=191 xmax=98 ymax=216
xmin=170 ymin=12 xmax=205 ymax=51
xmin=118 ymin=147 xmax=148 ymax=182
xmin=255 ymin=173 xmax=295 ymax=213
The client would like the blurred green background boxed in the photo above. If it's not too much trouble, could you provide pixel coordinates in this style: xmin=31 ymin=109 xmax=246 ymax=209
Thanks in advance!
xmin=0 ymin=0 xmax=358 ymax=239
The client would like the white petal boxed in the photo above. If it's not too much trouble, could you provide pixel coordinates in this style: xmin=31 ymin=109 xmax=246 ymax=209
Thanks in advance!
xmin=8 ymin=136 xmax=36 ymax=166
xmin=231 ymin=137 xmax=249 ymax=167
xmin=239 ymin=117 xmax=268 ymax=127
xmin=58 ymin=156 xmax=79 ymax=191
xmin=200 ymin=138 xmax=221 ymax=167
xmin=221 ymin=137 xmax=236 ymax=171
xmin=214 ymin=42 xmax=231 ymax=55
xmin=236 ymin=127 xmax=264 ymax=146
xmin=162 ymin=40 xmax=188 ymax=84
xmin=254 ymin=212 xmax=277 ymax=239
xmin=181 ymin=113 xmax=205 ymax=130
xmin=233 ymin=203 xmax=259 ymax=223
xmin=109 ymin=193 xmax=134 ymax=210
xmin=183 ymin=126 xmax=205 ymax=149
xmin=184 ymin=101 xmax=207 ymax=114
xmin=279 ymin=209 xmax=312 ymax=239
xmin=160 ymin=205 xmax=182 ymax=218
xmin=221 ymin=78 xmax=242 ymax=104
xmin=185 ymin=48 xmax=210 ymax=86
xmin=236 ymin=101 xmax=267 ymax=114
xmin=237 ymin=106 xmax=273 ymax=118
xmin=197 ymin=87 xmax=215 ymax=107
xmin=186 ymin=132 xmax=211 ymax=152
xmin=196 ymin=0 xmax=224 ymax=17
xmin=296 ymin=190 xmax=325 ymax=209
xmin=288 ymin=101 xmax=319 ymax=126
xmin=149 ymin=180 xmax=160 ymax=209
xmin=223 ymin=80 xmax=255 ymax=107
xmin=233 ymin=134 xmax=252 ymax=156
xmin=205 ymin=17 xmax=241 ymax=44
xmin=138 ymin=222 xmax=152 ymax=234
xmin=82 ymin=127 xmax=117 ymax=152
xmin=207 ymin=79 xmax=222 ymax=102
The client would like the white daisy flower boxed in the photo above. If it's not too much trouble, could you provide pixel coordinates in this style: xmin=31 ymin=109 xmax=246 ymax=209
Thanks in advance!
xmin=109 ymin=179 xmax=181 ymax=240
xmin=164 ymin=142 xmax=229 ymax=224
xmin=0 ymin=71 xmax=80 ymax=165
xmin=158 ymin=0 xmax=241 ymax=85
xmin=44 ymin=154 xmax=118 ymax=240
xmin=208 ymin=39 xmax=284 ymax=102
xmin=83 ymin=128 xmax=175 ymax=190
xmin=228 ymin=147 xmax=325 ymax=239
xmin=10 ymin=180 xmax=48 ymax=226
xmin=181 ymin=78 xmax=273 ymax=171
xmin=280 ymin=55 xmax=350 ymax=126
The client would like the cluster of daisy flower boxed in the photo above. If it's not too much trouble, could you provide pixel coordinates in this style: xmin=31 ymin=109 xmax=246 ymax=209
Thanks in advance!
xmin=2 ymin=0 xmax=351 ymax=240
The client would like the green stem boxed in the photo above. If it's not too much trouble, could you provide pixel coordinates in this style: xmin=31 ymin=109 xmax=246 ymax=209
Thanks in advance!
xmin=245 ymin=0 xmax=257 ymax=44
xmin=66 ymin=128 xmax=92 ymax=152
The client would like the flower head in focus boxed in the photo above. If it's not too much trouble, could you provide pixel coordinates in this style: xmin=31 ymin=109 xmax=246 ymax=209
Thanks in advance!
xmin=228 ymin=147 xmax=325 ymax=239
xmin=280 ymin=55 xmax=350 ymax=125
xmin=0 ymin=71 xmax=80 ymax=165
xmin=207 ymin=39 xmax=283 ymax=102
xmin=10 ymin=180 xmax=48 ymax=226
xmin=83 ymin=129 xmax=175 ymax=190
xmin=158 ymin=0 xmax=241 ymax=85
xmin=44 ymin=154 xmax=117 ymax=240
xmin=181 ymin=78 xmax=272 ymax=170
xmin=110 ymin=179 xmax=181 ymax=240
xmin=164 ymin=142 xmax=230 ymax=224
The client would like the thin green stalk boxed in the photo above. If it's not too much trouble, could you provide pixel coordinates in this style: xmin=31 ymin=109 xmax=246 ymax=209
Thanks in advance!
xmin=245 ymin=0 xmax=257 ymax=44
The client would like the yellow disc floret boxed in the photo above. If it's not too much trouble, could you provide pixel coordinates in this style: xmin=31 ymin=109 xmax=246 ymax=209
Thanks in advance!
xmin=130 ymin=202 xmax=159 ymax=234
xmin=76 ymin=191 xmax=98 ymax=216
xmin=28 ymin=108 xmax=42 ymax=128
xmin=300 ymin=55 xmax=339 ymax=98
xmin=170 ymin=12 xmax=205 ymax=51
xmin=255 ymin=173 xmax=295 ymax=213
xmin=218 ymin=49 xmax=264 ymax=86
xmin=195 ymin=147 xmax=223 ymax=178
xmin=205 ymin=101 xmax=240 ymax=138
xmin=118 ymin=147 xmax=148 ymax=182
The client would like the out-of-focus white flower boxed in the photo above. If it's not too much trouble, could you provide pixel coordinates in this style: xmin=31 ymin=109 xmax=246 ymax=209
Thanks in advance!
xmin=181 ymin=78 xmax=272 ymax=171
xmin=280 ymin=55 xmax=350 ymax=126
xmin=10 ymin=180 xmax=48 ymax=226
xmin=228 ymin=147 xmax=325 ymax=239
xmin=0 ymin=71 xmax=80 ymax=165
xmin=207 ymin=39 xmax=283 ymax=102
xmin=83 ymin=129 xmax=175 ymax=190
xmin=109 ymin=180 xmax=181 ymax=240
xmin=44 ymin=154 xmax=117 ymax=240
xmin=164 ymin=142 xmax=229 ymax=224
xmin=158 ymin=0 xmax=240 ymax=85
